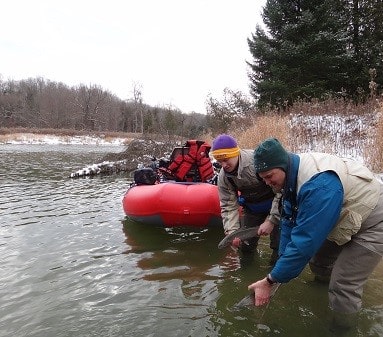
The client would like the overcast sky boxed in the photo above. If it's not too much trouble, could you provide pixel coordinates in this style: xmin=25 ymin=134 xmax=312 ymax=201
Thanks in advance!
xmin=1 ymin=0 xmax=266 ymax=114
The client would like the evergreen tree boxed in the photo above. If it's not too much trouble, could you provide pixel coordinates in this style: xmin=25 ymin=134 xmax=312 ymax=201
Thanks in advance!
xmin=343 ymin=0 xmax=383 ymax=97
xmin=247 ymin=0 xmax=354 ymax=107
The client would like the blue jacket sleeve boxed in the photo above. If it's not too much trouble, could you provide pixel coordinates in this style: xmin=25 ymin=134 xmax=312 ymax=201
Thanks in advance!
xmin=271 ymin=171 xmax=344 ymax=283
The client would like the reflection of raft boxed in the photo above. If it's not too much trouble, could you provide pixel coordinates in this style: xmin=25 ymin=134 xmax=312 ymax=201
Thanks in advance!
xmin=122 ymin=182 xmax=222 ymax=227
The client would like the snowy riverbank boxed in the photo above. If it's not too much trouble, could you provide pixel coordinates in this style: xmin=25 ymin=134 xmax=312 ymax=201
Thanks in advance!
xmin=0 ymin=133 xmax=129 ymax=146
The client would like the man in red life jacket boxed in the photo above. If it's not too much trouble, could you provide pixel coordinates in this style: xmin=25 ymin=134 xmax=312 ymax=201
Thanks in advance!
xmin=211 ymin=134 xmax=280 ymax=263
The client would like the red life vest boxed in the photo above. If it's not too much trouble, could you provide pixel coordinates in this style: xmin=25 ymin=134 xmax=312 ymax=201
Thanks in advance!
xmin=167 ymin=140 xmax=214 ymax=182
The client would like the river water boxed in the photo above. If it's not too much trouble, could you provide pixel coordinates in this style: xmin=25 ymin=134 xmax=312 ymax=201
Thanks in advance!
xmin=1 ymin=144 xmax=382 ymax=337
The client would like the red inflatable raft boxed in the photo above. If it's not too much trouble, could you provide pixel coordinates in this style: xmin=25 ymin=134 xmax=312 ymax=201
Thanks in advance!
xmin=122 ymin=182 xmax=222 ymax=227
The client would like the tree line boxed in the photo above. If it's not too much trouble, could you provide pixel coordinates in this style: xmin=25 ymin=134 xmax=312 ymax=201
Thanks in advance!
xmin=0 ymin=77 xmax=209 ymax=139
xmin=2 ymin=1 xmax=382 ymax=137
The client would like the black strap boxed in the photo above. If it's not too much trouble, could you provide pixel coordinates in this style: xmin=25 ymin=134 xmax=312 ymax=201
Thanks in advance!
xmin=227 ymin=176 xmax=238 ymax=192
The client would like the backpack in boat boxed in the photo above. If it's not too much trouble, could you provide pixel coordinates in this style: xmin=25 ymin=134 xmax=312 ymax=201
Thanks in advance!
xmin=133 ymin=167 xmax=157 ymax=185
xmin=167 ymin=140 xmax=214 ymax=182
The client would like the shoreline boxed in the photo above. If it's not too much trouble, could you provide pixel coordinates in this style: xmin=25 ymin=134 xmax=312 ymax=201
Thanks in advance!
xmin=0 ymin=132 xmax=131 ymax=146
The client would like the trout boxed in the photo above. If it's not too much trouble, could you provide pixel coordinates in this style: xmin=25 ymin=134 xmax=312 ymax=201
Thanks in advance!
xmin=233 ymin=283 xmax=281 ymax=309
xmin=217 ymin=227 xmax=260 ymax=249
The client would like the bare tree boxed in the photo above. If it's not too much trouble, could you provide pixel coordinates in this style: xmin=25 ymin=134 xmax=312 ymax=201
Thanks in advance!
xmin=132 ymin=82 xmax=144 ymax=134
xmin=74 ymin=84 xmax=109 ymax=130
xmin=0 ymin=75 xmax=210 ymax=136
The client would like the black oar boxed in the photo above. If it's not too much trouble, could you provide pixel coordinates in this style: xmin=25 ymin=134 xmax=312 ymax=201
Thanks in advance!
xmin=217 ymin=227 xmax=260 ymax=249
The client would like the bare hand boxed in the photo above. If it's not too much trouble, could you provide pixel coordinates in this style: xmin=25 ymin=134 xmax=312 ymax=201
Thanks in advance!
xmin=258 ymin=219 xmax=275 ymax=236
xmin=231 ymin=237 xmax=241 ymax=248
xmin=248 ymin=278 xmax=272 ymax=306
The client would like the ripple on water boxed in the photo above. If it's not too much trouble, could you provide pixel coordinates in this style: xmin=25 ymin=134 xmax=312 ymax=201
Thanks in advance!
xmin=1 ymin=144 xmax=383 ymax=337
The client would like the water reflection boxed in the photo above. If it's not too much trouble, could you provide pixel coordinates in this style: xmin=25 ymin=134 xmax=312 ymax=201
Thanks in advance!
xmin=122 ymin=216 xmax=383 ymax=337
xmin=122 ymin=219 xmax=225 ymax=292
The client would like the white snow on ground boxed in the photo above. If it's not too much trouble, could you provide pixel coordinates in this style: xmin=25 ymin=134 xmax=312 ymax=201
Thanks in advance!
xmin=2 ymin=112 xmax=382 ymax=179
xmin=288 ymin=113 xmax=378 ymax=164
xmin=68 ymin=160 xmax=129 ymax=178
xmin=0 ymin=133 xmax=127 ymax=146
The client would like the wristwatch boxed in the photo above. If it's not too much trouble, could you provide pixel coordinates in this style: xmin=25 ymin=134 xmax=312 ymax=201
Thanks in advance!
xmin=266 ymin=274 xmax=276 ymax=285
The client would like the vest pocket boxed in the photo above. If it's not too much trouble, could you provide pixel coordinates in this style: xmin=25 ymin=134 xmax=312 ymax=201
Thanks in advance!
xmin=328 ymin=209 xmax=362 ymax=245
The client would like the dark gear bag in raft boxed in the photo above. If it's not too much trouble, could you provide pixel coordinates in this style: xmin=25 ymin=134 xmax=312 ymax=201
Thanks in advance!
xmin=133 ymin=167 xmax=157 ymax=185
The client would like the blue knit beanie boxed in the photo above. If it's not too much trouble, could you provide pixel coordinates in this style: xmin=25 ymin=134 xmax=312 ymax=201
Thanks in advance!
xmin=253 ymin=138 xmax=289 ymax=172
xmin=211 ymin=134 xmax=240 ymax=160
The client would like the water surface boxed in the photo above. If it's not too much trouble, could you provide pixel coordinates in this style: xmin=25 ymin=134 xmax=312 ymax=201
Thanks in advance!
xmin=1 ymin=144 xmax=382 ymax=337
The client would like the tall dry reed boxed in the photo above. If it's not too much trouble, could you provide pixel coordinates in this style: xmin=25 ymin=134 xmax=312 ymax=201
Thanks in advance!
xmin=232 ymin=115 xmax=290 ymax=150
xmin=219 ymin=96 xmax=383 ymax=173
xmin=363 ymin=102 xmax=383 ymax=172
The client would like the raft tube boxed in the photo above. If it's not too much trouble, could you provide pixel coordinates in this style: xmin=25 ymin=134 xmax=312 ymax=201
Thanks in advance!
xmin=122 ymin=182 xmax=222 ymax=227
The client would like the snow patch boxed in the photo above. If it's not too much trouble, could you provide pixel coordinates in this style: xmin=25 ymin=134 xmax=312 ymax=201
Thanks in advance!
xmin=0 ymin=133 xmax=127 ymax=146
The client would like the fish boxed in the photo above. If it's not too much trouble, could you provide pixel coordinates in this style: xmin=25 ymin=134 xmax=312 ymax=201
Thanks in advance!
xmin=217 ymin=227 xmax=260 ymax=249
xmin=232 ymin=283 xmax=281 ymax=310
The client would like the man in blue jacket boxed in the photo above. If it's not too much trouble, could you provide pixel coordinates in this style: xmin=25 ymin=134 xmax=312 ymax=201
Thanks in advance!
xmin=249 ymin=138 xmax=383 ymax=326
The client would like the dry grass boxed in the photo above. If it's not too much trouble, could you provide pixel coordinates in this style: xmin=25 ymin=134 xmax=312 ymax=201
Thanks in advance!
xmin=202 ymin=115 xmax=290 ymax=151
xmin=232 ymin=115 xmax=290 ymax=150
xmin=218 ymin=97 xmax=383 ymax=172
xmin=286 ymin=96 xmax=379 ymax=116
xmin=363 ymin=102 xmax=383 ymax=172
